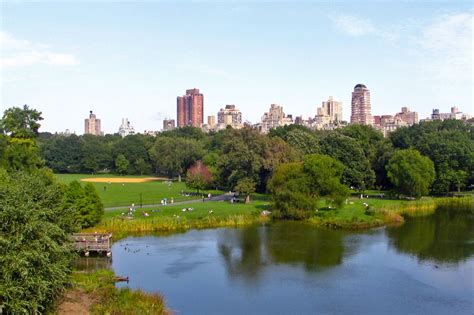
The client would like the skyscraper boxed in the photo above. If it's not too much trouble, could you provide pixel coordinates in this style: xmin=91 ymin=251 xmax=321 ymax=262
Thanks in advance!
xmin=176 ymin=88 xmax=204 ymax=127
xmin=163 ymin=119 xmax=176 ymax=131
xmin=350 ymin=84 xmax=374 ymax=125
xmin=84 ymin=111 xmax=102 ymax=135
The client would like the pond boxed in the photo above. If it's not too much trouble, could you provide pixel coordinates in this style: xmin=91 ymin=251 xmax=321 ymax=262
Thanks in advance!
xmin=92 ymin=205 xmax=474 ymax=314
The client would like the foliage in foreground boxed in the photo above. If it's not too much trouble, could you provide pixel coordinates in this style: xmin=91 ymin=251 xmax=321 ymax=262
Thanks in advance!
xmin=71 ymin=270 xmax=167 ymax=314
xmin=0 ymin=169 xmax=76 ymax=314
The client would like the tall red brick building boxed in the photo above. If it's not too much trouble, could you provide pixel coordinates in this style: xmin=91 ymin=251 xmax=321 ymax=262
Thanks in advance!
xmin=350 ymin=84 xmax=374 ymax=125
xmin=177 ymin=88 xmax=204 ymax=127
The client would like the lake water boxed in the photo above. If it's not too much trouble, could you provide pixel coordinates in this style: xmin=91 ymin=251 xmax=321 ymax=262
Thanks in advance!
xmin=104 ymin=206 xmax=473 ymax=314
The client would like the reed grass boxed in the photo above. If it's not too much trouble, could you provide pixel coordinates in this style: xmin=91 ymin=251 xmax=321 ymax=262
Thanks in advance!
xmin=70 ymin=269 xmax=167 ymax=314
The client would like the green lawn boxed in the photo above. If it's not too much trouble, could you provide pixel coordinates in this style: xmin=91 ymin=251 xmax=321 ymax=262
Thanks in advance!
xmin=104 ymin=198 xmax=271 ymax=220
xmin=55 ymin=174 xmax=223 ymax=208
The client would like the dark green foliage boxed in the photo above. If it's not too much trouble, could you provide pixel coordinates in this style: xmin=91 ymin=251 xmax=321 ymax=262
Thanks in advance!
xmin=320 ymin=133 xmax=375 ymax=191
xmin=269 ymin=154 xmax=349 ymax=219
xmin=111 ymin=134 xmax=153 ymax=175
xmin=1 ymin=137 xmax=44 ymax=172
xmin=390 ymin=120 xmax=474 ymax=194
xmin=40 ymin=134 xmax=84 ymax=173
xmin=269 ymin=125 xmax=320 ymax=155
xmin=81 ymin=135 xmax=113 ymax=174
xmin=216 ymin=128 xmax=268 ymax=191
xmin=115 ymin=154 xmax=129 ymax=175
xmin=0 ymin=169 xmax=75 ymax=314
xmin=149 ymin=136 xmax=204 ymax=179
xmin=63 ymin=181 xmax=104 ymax=228
xmin=386 ymin=149 xmax=436 ymax=198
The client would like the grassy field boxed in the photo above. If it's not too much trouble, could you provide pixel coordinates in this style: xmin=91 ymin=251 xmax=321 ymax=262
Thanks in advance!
xmin=55 ymin=174 xmax=223 ymax=208
xmin=84 ymin=198 xmax=272 ymax=238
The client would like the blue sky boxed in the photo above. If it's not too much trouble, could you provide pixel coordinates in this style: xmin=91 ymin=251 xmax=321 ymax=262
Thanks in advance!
xmin=1 ymin=1 xmax=472 ymax=134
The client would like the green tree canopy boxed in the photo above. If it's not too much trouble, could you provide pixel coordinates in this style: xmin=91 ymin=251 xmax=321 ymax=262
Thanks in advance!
xmin=0 ymin=105 xmax=43 ymax=139
xmin=269 ymin=154 xmax=349 ymax=219
xmin=149 ymin=136 xmax=204 ymax=180
xmin=386 ymin=149 xmax=436 ymax=198
xmin=115 ymin=154 xmax=129 ymax=175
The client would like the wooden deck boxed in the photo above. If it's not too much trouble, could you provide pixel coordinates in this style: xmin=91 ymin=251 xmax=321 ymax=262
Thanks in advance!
xmin=73 ymin=233 xmax=112 ymax=257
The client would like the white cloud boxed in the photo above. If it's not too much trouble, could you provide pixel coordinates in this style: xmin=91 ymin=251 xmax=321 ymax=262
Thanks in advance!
xmin=331 ymin=15 xmax=375 ymax=36
xmin=415 ymin=13 xmax=473 ymax=83
xmin=0 ymin=31 xmax=78 ymax=67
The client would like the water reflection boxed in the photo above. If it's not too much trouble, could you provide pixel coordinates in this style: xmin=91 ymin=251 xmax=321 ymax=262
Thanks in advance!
xmin=217 ymin=222 xmax=360 ymax=282
xmin=386 ymin=204 xmax=474 ymax=264
xmin=74 ymin=256 xmax=112 ymax=271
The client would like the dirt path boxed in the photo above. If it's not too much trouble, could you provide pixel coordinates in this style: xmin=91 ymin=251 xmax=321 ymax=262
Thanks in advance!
xmin=56 ymin=289 xmax=93 ymax=315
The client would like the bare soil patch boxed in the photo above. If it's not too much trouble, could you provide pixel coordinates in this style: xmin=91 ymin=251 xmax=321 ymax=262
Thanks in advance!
xmin=81 ymin=177 xmax=165 ymax=183
xmin=56 ymin=289 xmax=93 ymax=315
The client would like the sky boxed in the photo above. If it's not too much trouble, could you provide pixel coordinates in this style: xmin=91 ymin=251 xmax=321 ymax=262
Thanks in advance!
xmin=1 ymin=1 xmax=473 ymax=134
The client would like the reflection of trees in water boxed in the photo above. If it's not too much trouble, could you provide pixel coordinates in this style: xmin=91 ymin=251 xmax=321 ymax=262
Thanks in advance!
xmin=266 ymin=222 xmax=347 ymax=270
xmin=74 ymin=257 xmax=112 ymax=271
xmin=386 ymin=205 xmax=474 ymax=264
xmin=218 ymin=222 xmax=360 ymax=282
xmin=218 ymin=226 xmax=265 ymax=283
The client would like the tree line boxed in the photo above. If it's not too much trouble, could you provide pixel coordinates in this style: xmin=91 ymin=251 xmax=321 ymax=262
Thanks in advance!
xmin=35 ymin=115 xmax=474 ymax=196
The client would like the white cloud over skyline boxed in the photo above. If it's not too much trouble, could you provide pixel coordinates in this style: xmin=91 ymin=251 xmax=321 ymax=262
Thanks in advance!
xmin=0 ymin=31 xmax=79 ymax=67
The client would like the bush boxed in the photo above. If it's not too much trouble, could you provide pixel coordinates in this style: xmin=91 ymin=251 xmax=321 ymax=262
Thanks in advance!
xmin=0 ymin=169 xmax=75 ymax=313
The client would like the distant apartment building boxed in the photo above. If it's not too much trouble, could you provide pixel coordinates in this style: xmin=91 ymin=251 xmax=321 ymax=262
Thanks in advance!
xmin=350 ymin=84 xmax=374 ymax=125
xmin=317 ymin=96 xmax=343 ymax=123
xmin=315 ymin=96 xmax=343 ymax=129
xmin=373 ymin=107 xmax=419 ymax=137
xmin=395 ymin=107 xmax=418 ymax=125
xmin=207 ymin=115 xmax=216 ymax=129
xmin=430 ymin=107 xmax=471 ymax=121
xmin=217 ymin=105 xmax=243 ymax=129
xmin=118 ymin=118 xmax=135 ymax=137
xmin=84 ymin=111 xmax=102 ymax=135
xmin=177 ymin=88 xmax=204 ymax=128
xmin=163 ymin=119 xmax=176 ymax=131
xmin=258 ymin=104 xmax=293 ymax=133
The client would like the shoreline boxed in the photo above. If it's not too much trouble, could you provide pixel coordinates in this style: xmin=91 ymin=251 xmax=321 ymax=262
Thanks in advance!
xmin=83 ymin=196 xmax=473 ymax=240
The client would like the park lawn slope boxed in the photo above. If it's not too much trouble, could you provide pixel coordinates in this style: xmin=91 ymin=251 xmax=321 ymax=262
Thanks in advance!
xmin=55 ymin=173 xmax=223 ymax=208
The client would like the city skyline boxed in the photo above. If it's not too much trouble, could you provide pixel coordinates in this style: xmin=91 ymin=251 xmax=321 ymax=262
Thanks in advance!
xmin=1 ymin=2 xmax=472 ymax=133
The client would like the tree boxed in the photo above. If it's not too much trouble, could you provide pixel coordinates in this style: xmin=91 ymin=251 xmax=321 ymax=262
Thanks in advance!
xmin=135 ymin=157 xmax=151 ymax=175
xmin=63 ymin=181 xmax=104 ymax=228
xmin=320 ymin=133 xmax=375 ymax=191
xmin=0 ymin=105 xmax=43 ymax=138
xmin=216 ymin=128 xmax=268 ymax=191
xmin=390 ymin=120 xmax=474 ymax=194
xmin=39 ymin=134 xmax=84 ymax=173
xmin=81 ymin=135 xmax=113 ymax=174
xmin=186 ymin=160 xmax=213 ymax=193
xmin=115 ymin=154 xmax=129 ymax=175
xmin=0 ymin=169 xmax=75 ymax=313
xmin=235 ymin=178 xmax=256 ymax=204
xmin=386 ymin=149 xmax=436 ymax=198
xmin=1 ymin=137 xmax=44 ymax=172
xmin=269 ymin=154 xmax=349 ymax=219
xmin=149 ymin=136 xmax=204 ymax=181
